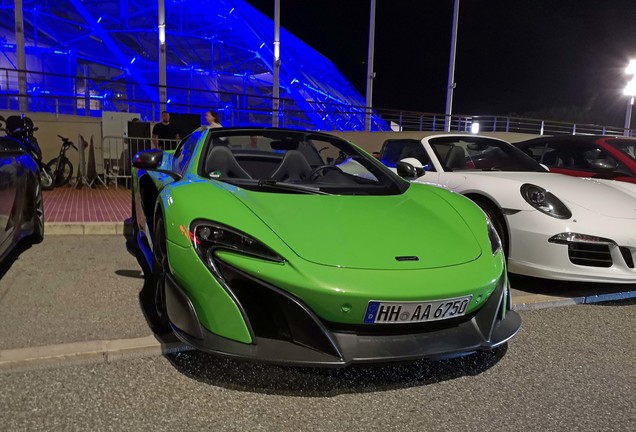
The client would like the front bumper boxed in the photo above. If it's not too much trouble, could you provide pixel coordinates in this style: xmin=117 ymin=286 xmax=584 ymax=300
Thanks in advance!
xmin=164 ymin=270 xmax=521 ymax=367
xmin=507 ymin=210 xmax=636 ymax=283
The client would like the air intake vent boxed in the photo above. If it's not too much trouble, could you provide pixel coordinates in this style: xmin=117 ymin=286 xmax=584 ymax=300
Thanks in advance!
xmin=619 ymin=247 xmax=634 ymax=269
xmin=568 ymin=243 xmax=612 ymax=268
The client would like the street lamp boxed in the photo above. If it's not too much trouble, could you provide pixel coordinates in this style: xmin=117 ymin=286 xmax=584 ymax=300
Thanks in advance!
xmin=624 ymin=60 xmax=636 ymax=136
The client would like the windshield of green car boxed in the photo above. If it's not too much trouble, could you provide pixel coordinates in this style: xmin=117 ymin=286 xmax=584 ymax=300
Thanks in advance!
xmin=608 ymin=138 xmax=636 ymax=162
xmin=198 ymin=129 xmax=408 ymax=195
xmin=430 ymin=136 xmax=548 ymax=172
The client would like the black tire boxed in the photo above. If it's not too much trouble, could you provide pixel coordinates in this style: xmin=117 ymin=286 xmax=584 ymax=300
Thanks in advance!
xmin=46 ymin=157 xmax=73 ymax=187
xmin=31 ymin=180 xmax=44 ymax=244
xmin=39 ymin=166 xmax=54 ymax=191
xmin=131 ymin=194 xmax=139 ymax=239
xmin=152 ymin=213 xmax=171 ymax=333
xmin=473 ymin=198 xmax=509 ymax=260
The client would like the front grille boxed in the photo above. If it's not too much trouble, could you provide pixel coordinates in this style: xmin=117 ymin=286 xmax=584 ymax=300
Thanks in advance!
xmin=323 ymin=310 xmax=479 ymax=336
xmin=619 ymin=247 xmax=635 ymax=269
xmin=568 ymin=242 xmax=612 ymax=267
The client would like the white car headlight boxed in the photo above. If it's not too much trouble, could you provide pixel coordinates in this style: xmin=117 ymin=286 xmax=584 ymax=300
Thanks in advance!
xmin=520 ymin=184 xmax=572 ymax=219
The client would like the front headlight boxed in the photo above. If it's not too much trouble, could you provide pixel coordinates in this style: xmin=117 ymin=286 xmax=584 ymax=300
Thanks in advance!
xmin=487 ymin=220 xmax=503 ymax=256
xmin=520 ymin=183 xmax=572 ymax=219
xmin=191 ymin=220 xmax=284 ymax=277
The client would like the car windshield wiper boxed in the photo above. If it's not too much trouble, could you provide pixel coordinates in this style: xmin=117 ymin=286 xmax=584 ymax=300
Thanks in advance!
xmin=256 ymin=179 xmax=330 ymax=195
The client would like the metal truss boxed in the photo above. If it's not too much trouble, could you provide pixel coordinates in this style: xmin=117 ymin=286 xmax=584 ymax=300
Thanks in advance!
xmin=0 ymin=0 xmax=388 ymax=130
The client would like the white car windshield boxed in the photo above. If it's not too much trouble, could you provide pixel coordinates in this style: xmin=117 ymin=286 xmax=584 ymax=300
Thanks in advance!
xmin=430 ymin=136 xmax=547 ymax=172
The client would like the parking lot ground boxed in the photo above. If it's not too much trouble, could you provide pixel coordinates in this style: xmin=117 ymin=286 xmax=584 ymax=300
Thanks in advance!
xmin=1 ymin=234 xmax=635 ymax=372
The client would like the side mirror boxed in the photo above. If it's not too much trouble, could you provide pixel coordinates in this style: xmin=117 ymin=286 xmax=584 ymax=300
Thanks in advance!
xmin=132 ymin=149 xmax=163 ymax=169
xmin=539 ymin=163 xmax=550 ymax=172
xmin=589 ymin=159 xmax=617 ymax=171
xmin=396 ymin=160 xmax=424 ymax=179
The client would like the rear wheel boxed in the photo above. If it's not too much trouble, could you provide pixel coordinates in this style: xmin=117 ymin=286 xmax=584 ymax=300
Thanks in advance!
xmin=46 ymin=157 xmax=73 ymax=187
xmin=473 ymin=198 xmax=509 ymax=260
xmin=152 ymin=214 xmax=171 ymax=333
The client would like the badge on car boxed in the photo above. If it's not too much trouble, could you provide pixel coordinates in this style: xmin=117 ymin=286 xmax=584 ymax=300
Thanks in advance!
xmin=364 ymin=295 xmax=472 ymax=324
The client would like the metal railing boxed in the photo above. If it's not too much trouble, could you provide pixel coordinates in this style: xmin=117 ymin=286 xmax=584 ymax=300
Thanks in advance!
xmin=1 ymin=67 xmax=632 ymax=136
xmin=375 ymin=109 xmax=630 ymax=137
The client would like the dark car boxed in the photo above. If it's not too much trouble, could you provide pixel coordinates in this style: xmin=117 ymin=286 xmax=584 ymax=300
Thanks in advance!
xmin=0 ymin=136 xmax=44 ymax=263
xmin=514 ymin=135 xmax=636 ymax=184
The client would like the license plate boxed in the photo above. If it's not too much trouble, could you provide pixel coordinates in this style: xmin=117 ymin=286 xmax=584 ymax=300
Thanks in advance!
xmin=364 ymin=296 xmax=472 ymax=324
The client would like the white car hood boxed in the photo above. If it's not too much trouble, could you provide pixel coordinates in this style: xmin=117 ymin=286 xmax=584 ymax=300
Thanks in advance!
xmin=448 ymin=171 xmax=636 ymax=220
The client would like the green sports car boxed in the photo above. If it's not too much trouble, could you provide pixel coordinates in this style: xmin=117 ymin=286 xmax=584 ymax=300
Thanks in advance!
xmin=131 ymin=127 xmax=521 ymax=366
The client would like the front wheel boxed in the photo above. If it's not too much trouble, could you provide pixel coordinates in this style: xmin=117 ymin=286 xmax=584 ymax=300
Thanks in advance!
xmin=31 ymin=180 xmax=44 ymax=244
xmin=39 ymin=166 xmax=54 ymax=191
xmin=474 ymin=198 xmax=509 ymax=260
xmin=152 ymin=214 xmax=171 ymax=333
xmin=46 ymin=157 xmax=74 ymax=187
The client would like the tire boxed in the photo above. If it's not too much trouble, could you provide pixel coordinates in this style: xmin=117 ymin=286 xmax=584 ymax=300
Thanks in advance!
xmin=131 ymin=194 xmax=139 ymax=239
xmin=31 ymin=180 xmax=44 ymax=244
xmin=152 ymin=213 xmax=171 ymax=333
xmin=39 ymin=166 xmax=54 ymax=191
xmin=46 ymin=157 xmax=73 ymax=187
xmin=473 ymin=198 xmax=509 ymax=260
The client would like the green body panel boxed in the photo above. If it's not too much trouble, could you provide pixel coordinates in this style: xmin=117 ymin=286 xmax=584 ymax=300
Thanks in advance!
xmin=222 ymin=186 xmax=482 ymax=269
xmin=167 ymin=240 xmax=253 ymax=343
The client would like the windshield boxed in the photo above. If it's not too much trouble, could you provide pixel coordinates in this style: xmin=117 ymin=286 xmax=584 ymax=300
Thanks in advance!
xmin=198 ymin=129 xmax=408 ymax=195
xmin=430 ymin=136 xmax=547 ymax=172
xmin=608 ymin=138 xmax=636 ymax=163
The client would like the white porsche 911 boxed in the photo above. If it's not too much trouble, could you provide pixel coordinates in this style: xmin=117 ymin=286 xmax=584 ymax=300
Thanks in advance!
xmin=379 ymin=134 xmax=636 ymax=283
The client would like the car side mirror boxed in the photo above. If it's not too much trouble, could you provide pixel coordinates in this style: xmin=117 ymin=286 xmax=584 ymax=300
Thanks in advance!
xmin=589 ymin=159 xmax=617 ymax=171
xmin=132 ymin=149 xmax=163 ymax=169
xmin=539 ymin=163 xmax=550 ymax=172
xmin=396 ymin=160 xmax=424 ymax=179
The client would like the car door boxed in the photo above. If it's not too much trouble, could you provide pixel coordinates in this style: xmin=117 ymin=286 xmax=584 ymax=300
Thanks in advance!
xmin=0 ymin=138 xmax=25 ymax=256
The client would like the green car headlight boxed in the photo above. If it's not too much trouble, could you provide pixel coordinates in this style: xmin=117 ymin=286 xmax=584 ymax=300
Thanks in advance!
xmin=487 ymin=220 xmax=503 ymax=256
xmin=191 ymin=220 xmax=284 ymax=277
xmin=520 ymin=183 xmax=571 ymax=219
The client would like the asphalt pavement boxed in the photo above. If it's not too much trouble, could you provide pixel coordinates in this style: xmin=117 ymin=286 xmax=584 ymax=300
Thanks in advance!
xmin=1 ymin=300 xmax=634 ymax=431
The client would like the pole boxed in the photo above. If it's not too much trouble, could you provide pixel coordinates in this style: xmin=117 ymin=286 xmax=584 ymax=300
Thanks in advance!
xmin=272 ymin=0 xmax=281 ymax=127
xmin=158 ymin=0 xmax=167 ymax=115
xmin=365 ymin=0 xmax=376 ymax=131
xmin=444 ymin=0 xmax=460 ymax=132
xmin=15 ymin=0 xmax=27 ymax=112
xmin=625 ymin=96 xmax=634 ymax=136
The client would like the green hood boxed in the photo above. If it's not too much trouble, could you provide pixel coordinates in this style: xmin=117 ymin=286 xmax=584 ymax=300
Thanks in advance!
xmin=228 ymin=185 xmax=482 ymax=270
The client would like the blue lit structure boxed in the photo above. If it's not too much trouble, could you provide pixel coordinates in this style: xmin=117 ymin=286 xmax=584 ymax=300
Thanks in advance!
xmin=0 ymin=0 xmax=388 ymax=130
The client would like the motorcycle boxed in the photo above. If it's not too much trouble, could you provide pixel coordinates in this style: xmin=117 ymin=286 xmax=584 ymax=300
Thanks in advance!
xmin=0 ymin=114 xmax=54 ymax=190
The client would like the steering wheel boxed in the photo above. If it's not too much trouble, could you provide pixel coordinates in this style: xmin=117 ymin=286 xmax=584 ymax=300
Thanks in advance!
xmin=309 ymin=164 xmax=343 ymax=181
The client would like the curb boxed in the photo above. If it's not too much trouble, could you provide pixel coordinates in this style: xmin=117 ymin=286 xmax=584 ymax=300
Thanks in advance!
xmin=45 ymin=222 xmax=128 ymax=236
xmin=0 ymin=335 xmax=193 ymax=373
xmin=512 ymin=289 xmax=636 ymax=311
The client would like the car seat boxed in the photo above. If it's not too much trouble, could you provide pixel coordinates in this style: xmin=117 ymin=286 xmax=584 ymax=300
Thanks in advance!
xmin=445 ymin=145 xmax=467 ymax=170
xmin=269 ymin=150 xmax=313 ymax=182
xmin=205 ymin=145 xmax=252 ymax=179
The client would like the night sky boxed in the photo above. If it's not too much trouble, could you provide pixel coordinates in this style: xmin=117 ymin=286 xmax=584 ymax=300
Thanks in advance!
xmin=248 ymin=0 xmax=636 ymax=127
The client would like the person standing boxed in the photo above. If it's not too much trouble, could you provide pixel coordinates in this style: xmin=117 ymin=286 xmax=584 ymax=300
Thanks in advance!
xmin=205 ymin=110 xmax=223 ymax=129
xmin=152 ymin=111 xmax=180 ymax=149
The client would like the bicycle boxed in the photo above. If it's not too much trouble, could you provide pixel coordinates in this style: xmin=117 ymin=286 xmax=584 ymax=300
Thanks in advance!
xmin=46 ymin=135 xmax=77 ymax=187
